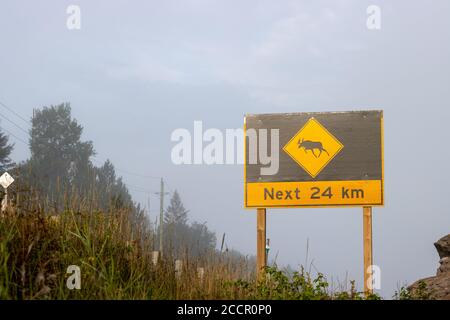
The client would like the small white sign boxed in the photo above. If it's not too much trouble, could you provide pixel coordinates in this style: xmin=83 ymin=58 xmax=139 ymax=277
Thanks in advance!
xmin=0 ymin=172 xmax=14 ymax=189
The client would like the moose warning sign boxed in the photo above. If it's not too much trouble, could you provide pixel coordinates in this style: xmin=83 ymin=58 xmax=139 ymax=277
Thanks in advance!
xmin=283 ymin=117 xmax=344 ymax=178
xmin=244 ymin=110 xmax=384 ymax=208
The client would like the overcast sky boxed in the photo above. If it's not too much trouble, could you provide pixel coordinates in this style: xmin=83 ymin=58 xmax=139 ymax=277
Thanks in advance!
xmin=1 ymin=0 xmax=449 ymax=297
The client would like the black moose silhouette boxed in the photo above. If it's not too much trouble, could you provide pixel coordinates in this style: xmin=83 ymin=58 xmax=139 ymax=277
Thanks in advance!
xmin=298 ymin=138 xmax=329 ymax=158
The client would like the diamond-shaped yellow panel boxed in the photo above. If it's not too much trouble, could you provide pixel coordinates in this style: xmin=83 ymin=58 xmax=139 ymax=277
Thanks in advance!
xmin=283 ymin=117 xmax=344 ymax=178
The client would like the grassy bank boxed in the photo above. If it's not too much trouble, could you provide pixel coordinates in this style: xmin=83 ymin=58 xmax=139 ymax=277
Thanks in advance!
xmin=0 ymin=206 xmax=387 ymax=300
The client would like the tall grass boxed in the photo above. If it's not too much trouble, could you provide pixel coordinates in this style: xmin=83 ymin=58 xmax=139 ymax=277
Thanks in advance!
xmin=0 ymin=204 xmax=386 ymax=300
xmin=0 ymin=205 xmax=258 ymax=299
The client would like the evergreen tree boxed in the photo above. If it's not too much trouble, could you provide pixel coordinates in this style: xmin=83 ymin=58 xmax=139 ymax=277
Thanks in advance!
xmin=162 ymin=190 xmax=217 ymax=257
xmin=186 ymin=221 xmax=217 ymax=256
xmin=164 ymin=190 xmax=188 ymax=225
xmin=0 ymin=127 xmax=14 ymax=172
xmin=26 ymin=103 xmax=94 ymax=199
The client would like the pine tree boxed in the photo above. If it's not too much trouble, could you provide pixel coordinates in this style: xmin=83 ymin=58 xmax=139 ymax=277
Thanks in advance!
xmin=164 ymin=190 xmax=188 ymax=225
xmin=0 ymin=127 xmax=14 ymax=172
xmin=161 ymin=189 xmax=217 ymax=256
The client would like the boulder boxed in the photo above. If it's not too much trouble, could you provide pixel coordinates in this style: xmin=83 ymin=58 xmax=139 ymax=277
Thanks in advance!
xmin=408 ymin=234 xmax=450 ymax=300
xmin=437 ymin=257 xmax=450 ymax=275
xmin=434 ymin=234 xmax=450 ymax=259
xmin=409 ymin=273 xmax=450 ymax=300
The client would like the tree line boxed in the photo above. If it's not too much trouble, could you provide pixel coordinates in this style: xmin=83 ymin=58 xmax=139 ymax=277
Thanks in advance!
xmin=0 ymin=103 xmax=217 ymax=257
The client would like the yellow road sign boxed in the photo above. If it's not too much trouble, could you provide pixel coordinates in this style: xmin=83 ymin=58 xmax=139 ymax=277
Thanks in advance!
xmin=283 ymin=117 xmax=343 ymax=178
xmin=246 ymin=180 xmax=382 ymax=207
xmin=244 ymin=110 xmax=384 ymax=208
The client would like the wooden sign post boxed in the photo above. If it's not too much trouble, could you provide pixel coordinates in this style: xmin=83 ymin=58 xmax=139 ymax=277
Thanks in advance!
xmin=363 ymin=206 xmax=373 ymax=296
xmin=256 ymin=208 xmax=267 ymax=280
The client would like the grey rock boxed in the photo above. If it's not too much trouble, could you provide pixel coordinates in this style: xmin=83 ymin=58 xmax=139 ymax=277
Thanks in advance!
xmin=437 ymin=257 xmax=450 ymax=275
xmin=408 ymin=234 xmax=450 ymax=300
xmin=409 ymin=273 xmax=450 ymax=300
xmin=434 ymin=234 xmax=450 ymax=259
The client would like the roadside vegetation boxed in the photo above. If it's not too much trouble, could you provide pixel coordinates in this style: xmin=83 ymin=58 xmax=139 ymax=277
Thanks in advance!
xmin=0 ymin=102 xmax=427 ymax=300
xmin=1 ymin=205 xmax=387 ymax=300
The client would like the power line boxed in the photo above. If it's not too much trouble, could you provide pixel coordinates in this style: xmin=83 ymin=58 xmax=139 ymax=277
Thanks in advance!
xmin=118 ymin=169 xmax=161 ymax=180
xmin=125 ymin=183 xmax=155 ymax=194
xmin=0 ymin=111 xmax=92 ymax=152
xmin=0 ymin=100 xmax=31 ymax=125
xmin=0 ymin=112 xmax=29 ymax=135
xmin=0 ymin=125 xmax=28 ymax=145
xmin=0 ymin=104 xmax=32 ymax=146
xmin=0 ymin=111 xmax=76 ymax=156
xmin=0 ymin=113 xmax=60 ymax=151
xmin=92 ymin=157 xmax=161 ymax=180
xmin=164 ymin=180 xmax=175 ymax=194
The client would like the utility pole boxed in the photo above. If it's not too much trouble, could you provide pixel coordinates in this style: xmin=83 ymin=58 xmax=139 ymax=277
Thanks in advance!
xmin=159 ymin=178 xmax=164 ymax=257
xmin=154 ymin=178 xmax=169 ymax=257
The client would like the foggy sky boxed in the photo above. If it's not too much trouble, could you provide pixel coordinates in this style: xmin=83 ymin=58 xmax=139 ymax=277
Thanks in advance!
xmin=1 ymin=0 xmax=449 ymax=297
